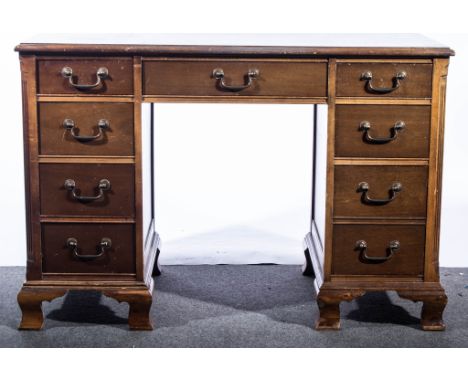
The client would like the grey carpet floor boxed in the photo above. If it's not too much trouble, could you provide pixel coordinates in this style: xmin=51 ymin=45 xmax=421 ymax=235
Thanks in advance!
xmin=0 ymin=265 xmax=467 ymax=347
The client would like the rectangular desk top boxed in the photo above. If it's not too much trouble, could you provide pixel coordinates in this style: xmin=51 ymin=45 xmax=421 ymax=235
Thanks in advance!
xmin=16 ymin=33 xmax=454 ymax=57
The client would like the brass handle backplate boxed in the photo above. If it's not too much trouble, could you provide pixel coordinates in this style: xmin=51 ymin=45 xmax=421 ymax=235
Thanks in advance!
xmin=212 ymin=68 xmax=259 ymax=92
xmin=361 ymin=71 xmax=407 ymax=94
xmin=61 ymin=66 xmax=109 ymax=90
xmin=64 ymin=178 xmax=111 ymax=202
xmin=359 ymin=120 xmax=405 ymax=144
xmin=355 ymin=240 xmax=400 ymax=262
xmin=63 ymin=118 xmax=109 ymax=143
xmin=66 ymin=237 xmax=112 ymax=259
xmin=357 ymin=182 xmax=402 ymax=205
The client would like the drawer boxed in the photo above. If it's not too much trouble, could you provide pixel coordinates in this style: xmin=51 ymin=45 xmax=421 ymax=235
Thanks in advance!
xmin=41 ymin=223 xmax=135 ymax=274
xmin=37 ymin=58 xmax=133 ymax=95
xmin=38 ymin=102 xmax=134 ymax=156
xmin=334 ymin=165 xmax=428 ymax=218
xmin=332 ymin=224 xmax=425 ymax=276
xmin=143 ymin=59 xmax=327 ymax=97
xmin=335 ymin=105 xmax=431 ymax=158
xmin=336 ymin=62 xmax=432 ymax=98
xmin=40 ymin=164 xmax=135 ymax=217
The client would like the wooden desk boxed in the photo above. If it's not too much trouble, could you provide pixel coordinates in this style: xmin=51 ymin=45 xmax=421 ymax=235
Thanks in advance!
xmin=15 ymin=34 xmax=454 ymax=331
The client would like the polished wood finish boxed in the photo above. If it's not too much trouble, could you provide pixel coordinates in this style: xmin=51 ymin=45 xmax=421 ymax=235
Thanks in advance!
xmin=316 ymin=288 xmax=365 ymax=330
xmin=335 ymin=105 xmax=431 ymax=158
xmin=143 ymin=59 xmax=327 ymax=98
xmin=15 ymin=33 xmax=455 ymax=57
xmin=322 ymin=58 xmax=337 ymax=285
xmin=18 ymin=50 xmax=156 ymax=330
xmin=398 ymin=288 xmax=447 ymax=330
xmin=332 ymin=224 xmax=425 ymax=276
xmin=20 ymin=55 xmax=42 ymax=281
xmin=39 ymin=163 xmax=135 ymax=217
xmin=334 ymin=165 xmax=428 ymax=218
xmin=103 ymin=289 xmax=153 ymax=330
xmin=315 ymin=280 xmax=448 ymax=330
xmin=18 ymin=285 xmax=152 ymax=330
xmin=312 ymin=56 xmax=450 ymax=330
xmin=37 ymin=58 xmax=134 ymax=95
xmin=425 ymin=59 xmax=449 ymax=282
xmin=143 ymin=96 xmax=328 ymax=104
xmin=336 ymin=62 xmax=433 ymax=98
xmin=336 ymin=98 xmax=431 ymax=106
xmin=16 ymin=34 xmax=452 ymax=331
xmin=18 ymin=287 xmax=67 ymax=330
xmin=38 ymin=102 xmax=134 ymax=156
xmin=41 ymin=223 xmax=136 ymax=274
xmin=133 ymin=56 xmax=146 ymax=283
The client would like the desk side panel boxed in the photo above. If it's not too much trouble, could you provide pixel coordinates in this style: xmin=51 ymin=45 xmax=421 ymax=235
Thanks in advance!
xmin=20 ymin=55 xmax=42 ymax=280
xmin=425 ymin=58 xmax=449 ymax=281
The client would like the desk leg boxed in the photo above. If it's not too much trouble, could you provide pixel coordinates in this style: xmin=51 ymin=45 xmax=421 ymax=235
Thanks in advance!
xmin=17 ymin=287 xmax=67 ymax=330
xmin=152 ymin=248 xmax=162 ymax=276
xmin=302 ymin=246 xmax=315 ymax=276
xmin=18 ymin=286 xmax=67 ymax=330
xmin=315 ymin=287 xmax=365 ymax=330
xmin=398 ymin=287 xmax=447 ymax=331
xmin=104 ymin=288 xmax=153 ymax=330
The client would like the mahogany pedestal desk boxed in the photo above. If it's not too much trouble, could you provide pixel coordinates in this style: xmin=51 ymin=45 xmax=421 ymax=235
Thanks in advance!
xmin=15 ymin=34 xmax=454 ymax=331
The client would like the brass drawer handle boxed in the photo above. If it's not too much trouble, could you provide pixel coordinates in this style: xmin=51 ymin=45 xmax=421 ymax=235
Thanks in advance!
xmin=212 ymin=68 xmax=259 ymax=92
xmin=357 ymin=182 xmax=402 ymax=205
xmin=66 ymin=237 xmax=112 ymax=259
xmin=64 ymin=178 xmax=111 ymax=202
xmin=61 ymin=66 xmax=109 ymax=90
xmin=359 ymin=121 xmax=405 ymax=144
xmin=355 ymin=240 xmax=400 ymax=262
xmin=63 ymin=118 xmax=109 ymax=143
xmin=360 ymin=71 xmax=407 ymax=94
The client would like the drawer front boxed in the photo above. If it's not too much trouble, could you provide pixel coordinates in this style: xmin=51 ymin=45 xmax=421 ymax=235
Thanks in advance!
xmin=335 ymin=105 xmax=431 ymax=158
xmin=38 ymin=102 xmax=134 ymax=156
xmin=42 ymin=223 xmax=135 ymax=274
xmin=332 ymin=224 xmax=425 ymax=276
xmin=37 ymin=58 xmax=133 ymax=95
xmin=40 ymin=164 xmax=135 ymax=217
xmin=143 ymin=59 xmax=327 ymax=97
xmin=336 ymin=63 xmax=432 ymax=98
xmin=334 ymin=165 xmax=428 ymax=218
